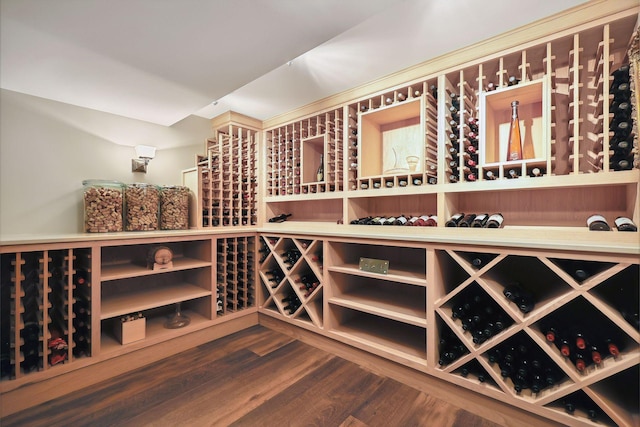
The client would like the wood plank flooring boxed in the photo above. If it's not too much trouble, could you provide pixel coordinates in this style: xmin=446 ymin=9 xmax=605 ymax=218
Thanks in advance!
xmin=2 ymin=325 xmax=504 ymax=427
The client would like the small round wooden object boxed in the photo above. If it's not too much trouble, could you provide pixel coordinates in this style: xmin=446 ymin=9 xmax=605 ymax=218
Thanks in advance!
xmin=148 ymin=246 xmax=173 ymax=270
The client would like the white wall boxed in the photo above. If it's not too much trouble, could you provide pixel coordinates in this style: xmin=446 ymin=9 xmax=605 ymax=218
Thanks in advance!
xmin=0 ymin=89 xmax=212 ymax=237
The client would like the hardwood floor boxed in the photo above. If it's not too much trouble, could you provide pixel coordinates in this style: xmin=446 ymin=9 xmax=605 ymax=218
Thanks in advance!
xmin=2 ymin=325 xmax=505 ymax=427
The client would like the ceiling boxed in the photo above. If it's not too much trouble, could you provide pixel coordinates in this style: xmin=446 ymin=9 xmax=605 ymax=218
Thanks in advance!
xmin=1 ymin=0 xmax=589 ymax=128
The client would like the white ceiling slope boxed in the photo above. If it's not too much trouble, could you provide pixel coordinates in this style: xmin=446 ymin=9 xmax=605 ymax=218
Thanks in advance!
xmin=1 ymin=0 xmax=589 ymax=128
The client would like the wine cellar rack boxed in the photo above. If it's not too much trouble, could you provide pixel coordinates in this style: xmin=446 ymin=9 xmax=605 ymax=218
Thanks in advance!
xmin=265 ymin=108 xmax=344 ymax=197
xmin=198 ymin=113 xmax=259 ymax=228
xmin=216 ymin=235 xmax=255 ymax=316
xmin=261 ymin=11 xmax=639 ymax=230
xmin=259 ymin=234 xmax=323 ymax=329
xmin=258 ymin=234 xmax=639 ymax=426
xmin=1 ymin=3 xmax=638 ymax=426
xmin=433 ymin=246 xmax=639 ymax=426
xmin=0 ymin=246 xmax=92 ymax=381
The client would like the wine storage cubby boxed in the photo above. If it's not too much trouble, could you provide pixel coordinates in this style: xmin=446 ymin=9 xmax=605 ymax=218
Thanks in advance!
xmin=259 ymin=235 xmax=324 ymax=329
xmin=99 ymin=238 xmax=214 ymax=353
xmin=216 ymin=235 xmax=255 ymax=316
xmin=198 ymin=112 xmax=259 ymax=228
xmin=432 ymin=245 xmax=639 ymax=426
xmin=0 ymin=246 xmax=92 ymax=381
xmin=265 ymin=108 xmax=343 ymax=197
xmin=328 ymin=304 xmax=428 ymax=369
xmin=347 ymin=192 xmax=438 ymax=226
xmin=346 ymin=80 xmax=439 ymax=191
xmin=324 ymin=239 xmax=428 ymax=369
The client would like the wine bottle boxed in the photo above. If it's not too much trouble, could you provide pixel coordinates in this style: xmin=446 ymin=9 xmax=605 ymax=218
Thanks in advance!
xmin=412 ymin=177 xmax=423 ymax=185
xmin=610 ymin=119 xmax=633 ymax=137
xmin=471 ymin=213 xmax=489 ymax=228
xmin=407 ymin=216 xmax=420 ymax=226
xmin=508 ymin=75 xmax=521 ymax=86
xmin=507 ymin=101 xmax=523 ymax=161
xmin=458 ymin=214 xmax=477 ymax=227
xmin=445 ymin=213 xmax=465 ymax=227
xmin=316 ymin=154 xmax=324 ymax=182
xmin=611 ymin=64 xmax=630 ymax=82
xmin=393 ymin=215 xmax=408 ymax=225
xmin=507 ymin=169 xmax=519 ymax=179
xmin=614 ymin=216 xmax=637 ymax=232
xmin=485 ymin=213 xmax=504 ymax=228
xmin=268 ymin=213 xmax=292 ymax=223
xmin=611 ymin=82 xmax=631 ymax=102
xmin=586 ymin=214 xmax=610 ymax=231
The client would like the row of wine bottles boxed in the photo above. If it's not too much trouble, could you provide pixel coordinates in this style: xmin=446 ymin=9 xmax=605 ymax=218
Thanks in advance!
xmin=608 ymin=64 xmax=635 ymax=172
xmin=358 ymin=176 xmax=438 ymax=189
xmin=542 ymin=322 xmax=623 ymax=374
xmin=349 ymin=214 xmax=437 ymax=226
xmin=586 ymin=214 xmax=637 ymax=231
xmin=445 ymin=213 xmax=503 ymax=228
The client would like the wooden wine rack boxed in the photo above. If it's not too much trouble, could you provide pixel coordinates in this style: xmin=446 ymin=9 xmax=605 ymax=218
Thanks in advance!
xmin=0 ymin=232 xmax=258 ymax=394
xmin=261 ymin=10 xmax=639 ymax=231
xmin=265 ymin=108 xmax=344 ymax=197
xmin=197 ymin=112 xmax=259 ymax=228
xmin=255 ymin=5 xmax=639 ymax=426
xmin=0 ymin=246 xmax=93 ymax=381
xmin=259 ymin=235 xmax=323 ymax=329
xmin=258 ymin=233 xmax=639 ymax=426
xmin=216 ymin=235 xmax=255 ymax=316
xmin=1 ymin=3 xmax=638 ymax=425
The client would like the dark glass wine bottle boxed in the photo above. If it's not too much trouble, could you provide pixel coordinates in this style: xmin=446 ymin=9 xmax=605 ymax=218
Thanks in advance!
xmin=485 ymin=213 xmax=504 ymax=228
xmin=458 ymin=214 xmax=476 ymax=227
xmin=471 ymin=213 xmax=488 ymax=228
xmin=614 ymin=216 xmax=637 ymax=232
xmin=586 ymin=214 xmax=610 ymax=231
xmin=268 ymin=213 xmax=292 ymax=223
xmin=445 ymin=213 xmax=465 ymax=227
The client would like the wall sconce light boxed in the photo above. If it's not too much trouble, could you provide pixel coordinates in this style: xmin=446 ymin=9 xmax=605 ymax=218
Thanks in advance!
xmin=132 ymin=145 xmax=156 ymax=173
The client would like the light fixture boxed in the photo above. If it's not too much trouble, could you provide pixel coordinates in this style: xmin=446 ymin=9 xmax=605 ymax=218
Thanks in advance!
xmin=132 ymin=145 xmax=156 ymax=173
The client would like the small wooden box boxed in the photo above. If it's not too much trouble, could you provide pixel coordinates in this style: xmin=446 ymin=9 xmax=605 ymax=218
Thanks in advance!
xmin=114 ymin=317 xmax=146 ymax=345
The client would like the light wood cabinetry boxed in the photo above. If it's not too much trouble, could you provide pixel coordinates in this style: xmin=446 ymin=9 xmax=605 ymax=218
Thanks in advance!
xmin=0 ymin=231 xmax=257 ymax=391
xmin=262 ymin=9 xmax=639 ymax=233
xmin=258 ymin=233 xmax=639 ymax=426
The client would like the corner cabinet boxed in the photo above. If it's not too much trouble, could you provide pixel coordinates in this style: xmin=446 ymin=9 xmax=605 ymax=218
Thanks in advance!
xmin=257 ymin=233 xmax=639 ymax=427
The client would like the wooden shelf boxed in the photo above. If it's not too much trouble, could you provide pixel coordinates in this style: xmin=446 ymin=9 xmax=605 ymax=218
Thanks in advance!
xmin=101 ymin=283 xmax=211 ymax=320
xmin=100 ymin=256 xmax=211 ymax=281
xmin=328 ymin=304 xmax=427 ymax=366
xmin=100 ymin=308 xmax=210 ymax=354
xmin=328 ymin=264 xmax=426 ymax=286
